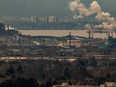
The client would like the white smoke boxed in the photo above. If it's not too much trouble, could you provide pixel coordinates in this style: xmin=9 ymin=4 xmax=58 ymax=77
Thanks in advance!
xmin=89 ymin=1 xmax=101 ymax=14
xmin=73 ymin=14 xmax=83 ymax=19
xmin=69 ymin=0 xmax=80 ymax=11
xmin=95 ymin=12 xmax=116 ymax=30
xmin=69 ymin=0 xmax=101 ymax=18
xmin=84 ymin=24 xmax=92 ymax=30
xmin=94 ymin=24 xmax=103 ymax=29
xmin=94 ymin=22 xmax=114 ymax=30
xmin=69 ymin=0 xmax=116 ymax=31
xmin=95 ymin=12 xmax=110 ymax=21
xmin=69 ymin=0 xmax=91 ymax=17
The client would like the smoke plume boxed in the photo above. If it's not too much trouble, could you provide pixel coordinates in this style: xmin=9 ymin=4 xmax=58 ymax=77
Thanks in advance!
xmin=89 ymin=1 xmax=101 ymax=14
xmin=84 ymin=24 xmax=92 ymax=30
xmin=69 ymin=0 xmax=116 ymax=31
xmin=69 ymin=0 xmax=91 ymax=17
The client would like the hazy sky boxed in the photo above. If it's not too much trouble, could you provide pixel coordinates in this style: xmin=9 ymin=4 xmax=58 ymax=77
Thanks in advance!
xmin=0 ymin=0 xmax=116 ymax=17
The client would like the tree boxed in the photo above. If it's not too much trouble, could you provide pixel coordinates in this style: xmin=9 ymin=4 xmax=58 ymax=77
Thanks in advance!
xmin=6 ymin=64 xmax=15 ymax=76
xmin=17 ymin=64 xmax=23 ymax=75
xmin=27 ymin=78 xmax=38 ymax=87
xmin=63 ymin=67 xmax=71 ymax=80
xmin=88 ymin=57 xmax=97 ymax=67
xmin=42 ymin=74 xmax=46 ymax=80
xmin=78 ymin=59 xmax=88 ymax=66
xmin=0 ymin=77 xmax=38 ymax=87
xmin=45 ymin=78 xmax=52 ymax=87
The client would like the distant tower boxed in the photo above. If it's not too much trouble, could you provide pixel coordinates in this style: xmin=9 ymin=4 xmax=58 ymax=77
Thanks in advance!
xmin=7 ymin=24 xmax=10 ymax=30
xmin=30 ymin=16 xmax=37 ymax=23
xmin=69 ymin=32 xmax=71 ymax=47
xmin=42 ymin=38 xmax=46 ymax=46
xmin=19 ymin=37 xmax=22 ymax=46
xmin=48 ymin=16 xmax=57 ymax=23
xmin=87 ymin=30 xmax=93 ymax=39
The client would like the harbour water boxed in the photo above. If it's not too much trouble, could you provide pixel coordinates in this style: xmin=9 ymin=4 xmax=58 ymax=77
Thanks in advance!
xmin=19 ymin=30 xmax=114 ymax=39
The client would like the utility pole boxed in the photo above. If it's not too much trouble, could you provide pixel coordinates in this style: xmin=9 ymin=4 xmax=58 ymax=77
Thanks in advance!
xmin=19 ymin=37 xmax=22 ymax=46
xmin=69 ymin=32 xmax=71 ymax=47
xmin=63 ymin=37 xmax=65 ymax=47
xmin=5 ymin=25 xmax=10 ymax=44
xmin=43 ymin=38 xmax=45 ymax=46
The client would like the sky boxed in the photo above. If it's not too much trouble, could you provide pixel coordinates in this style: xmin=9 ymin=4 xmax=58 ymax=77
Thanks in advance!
xmin=0 ymin=0 xmax=116 ymax=17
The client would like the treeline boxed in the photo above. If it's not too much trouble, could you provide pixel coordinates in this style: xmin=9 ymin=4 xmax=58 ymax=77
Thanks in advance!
xmin=0 ymin=58 xmax=116 ymax=86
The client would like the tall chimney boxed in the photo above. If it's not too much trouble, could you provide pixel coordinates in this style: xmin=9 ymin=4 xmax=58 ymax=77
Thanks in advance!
xmin=69 ymin=32 xmax=71 ymax=47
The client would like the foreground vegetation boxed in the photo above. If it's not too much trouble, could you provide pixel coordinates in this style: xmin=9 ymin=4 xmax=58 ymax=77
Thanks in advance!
xmin=0 ymin=58 xmax=116 ymax=86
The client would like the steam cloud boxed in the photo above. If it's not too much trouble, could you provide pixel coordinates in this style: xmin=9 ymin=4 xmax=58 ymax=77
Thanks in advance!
xmin=69 ymin=0 xmax=116 ymax=31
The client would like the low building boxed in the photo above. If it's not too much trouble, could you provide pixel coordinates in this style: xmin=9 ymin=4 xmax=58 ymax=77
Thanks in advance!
xmin=58 ymin=40 xmax=81 ymax=48
xmin=105 ymin=82 xmax=116 ymax=87
xmin=53 ymin=83 xmax=100 ymax=87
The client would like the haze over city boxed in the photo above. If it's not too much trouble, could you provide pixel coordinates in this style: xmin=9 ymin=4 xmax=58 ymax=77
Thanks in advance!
xmin=1 ymin=0 xmax=116 ymax=87
xmin=0 ymin=0 xmax=116 ymax=17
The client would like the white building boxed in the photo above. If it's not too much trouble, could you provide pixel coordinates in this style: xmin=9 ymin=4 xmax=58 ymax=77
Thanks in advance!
xmin=30 ymin=16 xmax=37 ymax=23
xmin=48 ymin=16 xmax=57 ymax=23
xmin=53 ymin=82 xmax=99 ymax=87
xmin=58 ymin=40 xmax=81 ymax=48
xmin=105 ymin=82 xmax=116 ymax=87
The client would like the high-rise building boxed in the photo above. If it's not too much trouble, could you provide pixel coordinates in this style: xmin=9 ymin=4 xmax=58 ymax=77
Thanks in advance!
xmin=30 ymin=16 xmax=37 ymax=23
xmin=39 ymin=16 xmax=48 ymax=22
xmin=48 ymin=16 xmax=57 ymax=23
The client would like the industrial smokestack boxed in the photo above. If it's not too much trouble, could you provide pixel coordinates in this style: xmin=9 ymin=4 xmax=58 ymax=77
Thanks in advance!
xmin=69 ymin=0 xmax=116 ymax=38
xmin=42 ymin=38 xmax=45 ymax=46
xmin=69 ymin=32 xmax=72 ymax=47
xmin=7 ymin=25 xmax=10 ymax=30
